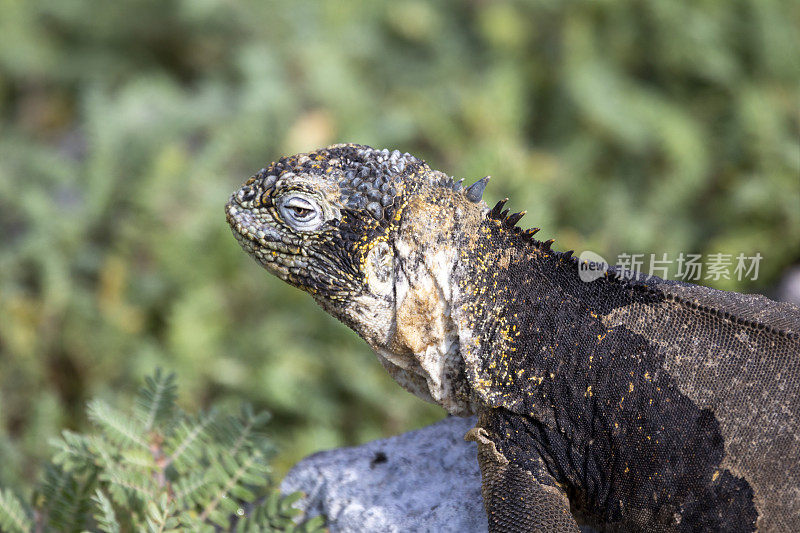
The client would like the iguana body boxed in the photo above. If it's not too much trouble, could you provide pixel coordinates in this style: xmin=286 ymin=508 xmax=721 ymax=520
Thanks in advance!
xmin=226 ymin=144 xmax=800 ymax=532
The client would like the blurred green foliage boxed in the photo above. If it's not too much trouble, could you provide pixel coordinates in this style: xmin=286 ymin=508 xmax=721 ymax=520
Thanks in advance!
xmin=0 ymin=0 xmax=798 ymax=497
xmin=0 ymin=370 xmax=325 ymax=532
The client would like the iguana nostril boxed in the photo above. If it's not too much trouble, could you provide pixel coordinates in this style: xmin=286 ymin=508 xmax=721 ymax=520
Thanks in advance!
xmin=237 ymin=188 xmax=256 ymax=204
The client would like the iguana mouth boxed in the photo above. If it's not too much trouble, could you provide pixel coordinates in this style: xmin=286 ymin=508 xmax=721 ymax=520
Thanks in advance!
xmin=225 ymin=197 xmax=305 ymax=284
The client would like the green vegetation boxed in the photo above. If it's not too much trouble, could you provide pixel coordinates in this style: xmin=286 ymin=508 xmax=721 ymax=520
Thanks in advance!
xmin=0 ymin=0 xmax=797 ymax=519
xmin=0 ymin=370 xmax=324 ymax=531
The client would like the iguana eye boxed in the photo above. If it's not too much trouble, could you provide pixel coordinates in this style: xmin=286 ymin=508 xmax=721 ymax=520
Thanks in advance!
xmin=289 ymin=205 xmax=312 ymax=219
xmin=278 ymin=195 xmax=323 ymax=230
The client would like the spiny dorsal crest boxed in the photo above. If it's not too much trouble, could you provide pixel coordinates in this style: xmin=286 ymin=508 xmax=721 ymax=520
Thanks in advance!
xmin=336 ymin=146 xmax=574 ymax=260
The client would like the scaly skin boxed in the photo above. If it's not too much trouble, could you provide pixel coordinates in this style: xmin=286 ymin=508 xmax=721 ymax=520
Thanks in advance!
xmin=226 ymin=144 xmax=800 ymax=532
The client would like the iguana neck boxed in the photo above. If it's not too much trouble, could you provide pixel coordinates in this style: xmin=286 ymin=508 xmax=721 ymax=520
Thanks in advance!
xmin=373 ymin=192 xmax=654 ymax=418
xmin=366 ymin=189 xmax=486 ymax=417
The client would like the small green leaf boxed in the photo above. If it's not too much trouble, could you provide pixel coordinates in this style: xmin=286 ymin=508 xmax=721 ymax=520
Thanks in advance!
xmin=0 ymin=489 xmax=33 ymax=533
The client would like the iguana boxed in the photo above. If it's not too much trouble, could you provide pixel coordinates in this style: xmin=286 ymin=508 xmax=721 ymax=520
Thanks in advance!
xmin=225 ymin=143 xmax=800 ymax=532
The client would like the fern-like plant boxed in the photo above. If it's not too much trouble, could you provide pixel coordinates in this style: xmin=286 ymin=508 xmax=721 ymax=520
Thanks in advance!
xmin=0 ymin=369 xmax=324 ymax=532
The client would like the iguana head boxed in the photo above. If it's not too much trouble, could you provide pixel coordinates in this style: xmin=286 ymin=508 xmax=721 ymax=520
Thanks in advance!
xmin=226 ymin=143 xmax=488 ymax=415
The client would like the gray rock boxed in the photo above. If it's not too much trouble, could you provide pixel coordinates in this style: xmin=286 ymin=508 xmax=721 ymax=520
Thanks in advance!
xmin=280 ymin=416 xmax=487 ymax=532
